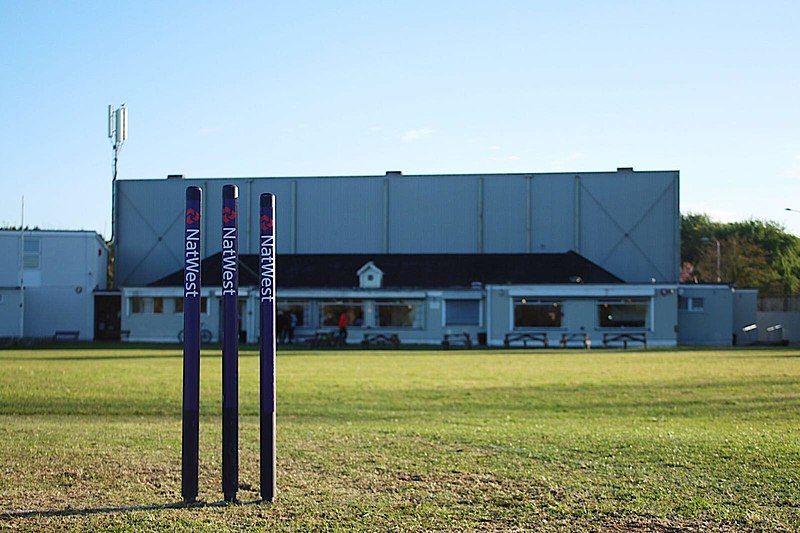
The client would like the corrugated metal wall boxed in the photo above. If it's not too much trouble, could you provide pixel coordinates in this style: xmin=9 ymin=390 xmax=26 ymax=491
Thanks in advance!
xmin=116 ymin=169 xmax=679 ymax=286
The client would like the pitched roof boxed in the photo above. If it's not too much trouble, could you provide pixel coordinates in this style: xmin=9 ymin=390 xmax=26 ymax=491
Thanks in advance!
xmin=150 ymin=252 xmax=622 ymax=289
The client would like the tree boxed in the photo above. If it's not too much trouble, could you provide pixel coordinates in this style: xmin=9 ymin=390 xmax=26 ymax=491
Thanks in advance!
xmin=681 ymin=214 xmax=800 ymax=296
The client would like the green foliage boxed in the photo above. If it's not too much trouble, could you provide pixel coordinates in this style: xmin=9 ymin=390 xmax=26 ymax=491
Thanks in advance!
xmin=681 ymin=214 xmax=800 ymax=295
xmin=1 ymin=346 xmax=799 ymax=530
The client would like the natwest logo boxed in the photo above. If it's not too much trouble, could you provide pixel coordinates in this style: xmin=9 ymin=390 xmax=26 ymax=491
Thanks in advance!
xmin=186 ymin=208 xmax=200 ymax=224
xmin=260 ymin=214 xmax=273 ymax=232
xmin=222 ymin=206 xmax=237 ymax=224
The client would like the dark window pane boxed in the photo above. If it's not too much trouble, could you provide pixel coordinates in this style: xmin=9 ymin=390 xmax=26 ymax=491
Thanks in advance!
xmin=23 ymin=239 xmax=40 ymax=253
xmin=514 ymin=300 xmax=562 ymax=328
xmin=598 ymin=300 xmax=648 ymax=328
xmin=321 ymin=303 xmax=364 ymax=327
xmin=278 ymin=301 xmax=307 ymax=327
xmin=376 ymin=302 xmax=422 ymax=328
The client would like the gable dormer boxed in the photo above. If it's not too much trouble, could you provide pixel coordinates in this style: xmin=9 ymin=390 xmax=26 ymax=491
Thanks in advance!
xmin=357 ymin=261 xmax=384 ymax=289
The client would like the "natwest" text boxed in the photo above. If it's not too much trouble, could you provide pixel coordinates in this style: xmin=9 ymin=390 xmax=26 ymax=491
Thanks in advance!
xmin=260 ymin=234 xmax=275 ymax=302
xmin=184 ymin=228 xmax=201 ymax=297
xmin=222 ymin=226 xmax=237 ymax=295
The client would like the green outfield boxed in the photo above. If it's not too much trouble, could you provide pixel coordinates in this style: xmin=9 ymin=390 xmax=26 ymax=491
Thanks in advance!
xmin=0 ymin=346 xmax=798 ymax=531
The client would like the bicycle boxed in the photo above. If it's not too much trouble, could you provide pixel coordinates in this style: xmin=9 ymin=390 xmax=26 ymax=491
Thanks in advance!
xmin=178 ymin=323 xmax=213 ymax=344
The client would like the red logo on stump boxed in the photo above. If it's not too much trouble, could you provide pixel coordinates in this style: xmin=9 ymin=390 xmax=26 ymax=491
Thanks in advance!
xmin=222 ymin=207 xmax=237 ymax=224
xmin=186 ymin=208 xmax=200 ymax=224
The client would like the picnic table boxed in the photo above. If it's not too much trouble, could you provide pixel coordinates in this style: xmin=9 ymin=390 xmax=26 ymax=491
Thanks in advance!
xmin=602 ymin=332 xmax=647 ymax=349
xmin=362 ymin=333 xmax=401 ymax=348
xmin=503 ymin=332 xmax=549 ymax=348
xmin=560 ymin=333 xmax=591 ymax=349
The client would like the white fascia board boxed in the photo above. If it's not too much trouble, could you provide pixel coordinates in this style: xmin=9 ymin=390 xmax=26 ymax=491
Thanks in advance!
xmin=679 ymin=284 xmax=734 ymax=291
xmin=122 ymin=287 xmax=221 ymax=297
xmin=439 ymin=290 xmax=484 ymax=300
xmin=211 ymin=288 xmax=252 ymax=297
xmin=279 ymin=289 xmax=428 ymax=299
xmin=487 ymin=284 xmax=677 ymax=298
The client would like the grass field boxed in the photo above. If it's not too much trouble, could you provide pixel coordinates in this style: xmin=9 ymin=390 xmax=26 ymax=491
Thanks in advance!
xmin=0 ymin=345 xmax=798 ymax=531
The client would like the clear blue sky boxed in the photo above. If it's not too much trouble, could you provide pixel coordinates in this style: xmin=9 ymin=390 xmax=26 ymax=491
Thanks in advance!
xmin=1 ymin=1 xmax=799 ymax=238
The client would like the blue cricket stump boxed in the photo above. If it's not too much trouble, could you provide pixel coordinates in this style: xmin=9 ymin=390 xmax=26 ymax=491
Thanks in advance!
xmin=259 ymin=193 xmax=277 ymax=502
xmin=221 ymin=184 xmax=239 ymax=502
xmin=181 ymin=186 xmax=202 ymax=503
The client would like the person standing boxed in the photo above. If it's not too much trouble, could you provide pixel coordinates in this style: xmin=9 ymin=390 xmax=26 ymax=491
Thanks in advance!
xmin=338 ymin=311 xmax=348 ymax=344
xmin=276 ymin=311 xmax=286 ymax=344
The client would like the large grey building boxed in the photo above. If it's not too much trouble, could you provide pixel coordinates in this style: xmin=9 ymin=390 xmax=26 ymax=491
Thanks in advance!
xmin=115 ymin=168 xmax=680 ymax=287
xmin=113 ymin=168 xmax=755 ymax=347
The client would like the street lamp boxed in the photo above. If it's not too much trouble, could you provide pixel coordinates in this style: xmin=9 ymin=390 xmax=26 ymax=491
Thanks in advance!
xmin=701 ymin=236 xmax=721 ymax=283
xmin=786 ymin=208 xmax=800 ymax=214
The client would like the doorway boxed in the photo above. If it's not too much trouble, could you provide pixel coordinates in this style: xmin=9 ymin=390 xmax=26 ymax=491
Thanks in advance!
xmin=94 ymin=293 xmax=121 ymax=341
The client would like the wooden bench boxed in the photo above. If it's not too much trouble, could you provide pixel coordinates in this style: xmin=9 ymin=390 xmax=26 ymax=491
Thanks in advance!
xmin=504 ymin=332 xmax=549 ymax=348
xmin=560 ymin=333 xmax=591 ymax=349
xmin=442 ymin=332 xmax=472 ymax=349
xmin=602 ymin=332 xmax=647 ymax=349
xmin=53 ymin=330 xmax=80 ymax=341
xmin=361 ymin=333 xmax=401 ymax=348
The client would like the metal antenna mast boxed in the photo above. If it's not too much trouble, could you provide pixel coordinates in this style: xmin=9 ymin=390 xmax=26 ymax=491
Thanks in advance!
xmin=108 ymin=104 xmax=128 ymax=287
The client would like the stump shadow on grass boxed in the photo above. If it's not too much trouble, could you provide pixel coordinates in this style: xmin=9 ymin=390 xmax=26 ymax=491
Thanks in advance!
xmin=0 ymin=499 xmax=269 ymax=520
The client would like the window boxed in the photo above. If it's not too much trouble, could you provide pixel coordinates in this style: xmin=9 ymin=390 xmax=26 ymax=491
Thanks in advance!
xmin=320 ymin=301 xmax=365 ymax=327
xmin=445 ymin=300 xmax=480 ymax=326
xmin=23 ymin=239 xmax=40 ymax=269
xmin=174 ymin=297 xmax=207 ymax=313
xmin=153 ymin=297 xmax=164 ymax=314
xmin=597 ymin=299 xmax=648 ymax=328
xmin=375 ymin=300 xmax=424 ymax=328
xmin=678 ymin=296 xmax=704 ymax=312
xmin=278 ymin=301 xmax=308 ymax=327
xmin=130 ymin=297 xmax=152 ymax=314
xmin=513 ymin=299 xmax=562 ymax=328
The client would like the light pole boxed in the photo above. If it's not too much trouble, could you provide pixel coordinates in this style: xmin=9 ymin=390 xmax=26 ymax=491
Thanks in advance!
xmin=701 ymin=236 xmax=721 ymax=283
xmin=786 ymin=208 xmax=800 ymax=214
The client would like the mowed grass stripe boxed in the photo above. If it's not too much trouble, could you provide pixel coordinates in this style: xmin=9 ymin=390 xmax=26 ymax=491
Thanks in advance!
xmin=0 ymin=347 xmax=798 ymax=530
